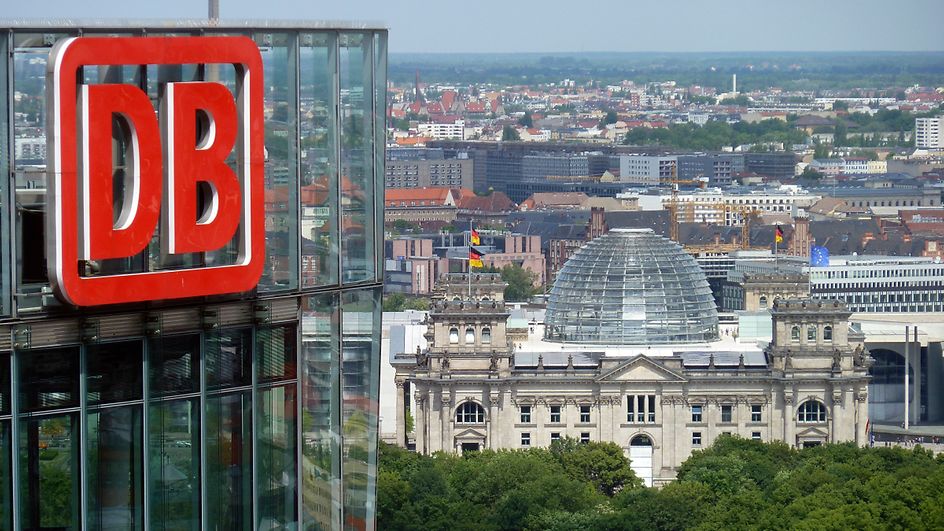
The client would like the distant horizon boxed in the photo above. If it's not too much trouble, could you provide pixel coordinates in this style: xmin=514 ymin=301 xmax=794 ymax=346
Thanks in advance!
xmin=5 ymin=0 xmax=944 ymax=54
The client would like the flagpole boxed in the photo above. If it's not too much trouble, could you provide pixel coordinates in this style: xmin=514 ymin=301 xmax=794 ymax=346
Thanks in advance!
xmin=469 ymin=219 xmax=473 ymax=299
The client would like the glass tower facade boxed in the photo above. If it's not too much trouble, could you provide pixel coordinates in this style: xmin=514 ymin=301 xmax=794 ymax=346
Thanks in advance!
xmin=0 ymin=21 xmax=386 ymax=530
xmin=545 ymin=229 xmax=719 ymax=345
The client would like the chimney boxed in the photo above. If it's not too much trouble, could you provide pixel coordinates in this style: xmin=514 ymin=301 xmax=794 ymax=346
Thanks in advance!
xmin=732 ymin=74 xmax=737 ymax=94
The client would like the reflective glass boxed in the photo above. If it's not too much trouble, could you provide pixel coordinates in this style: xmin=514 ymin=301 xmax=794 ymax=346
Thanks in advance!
xmin=87 ymin=341 xmax=143 ymax=405
xmin=301 ymin=293 xmax=340 ymax=530
xmin=545 ymin=228 xmax=719 ymax=344
xmin=257 ymin=325 xmax=298 ymax=383
xmin=0 ymin=353 xmax=9 ymax=415
xmin=0 ymin=421 xmax=11 ymax=531
xmin=206 ymin=328 xmax=252 ymax=390
xmin=0 ymin=33 xmax=9 ymax=316
xmin=299 ymin=33 xmax=339 ymax=288
xmin=205 ymin=391 xmax=252 ymax=530
xmin=148 ymin=399 xmax=200 ymax=531
xmin=19 ymin=347 xmax=79 ymax=412
xmin=341 ymin=288 xmax=380 ymax=530
xmin=87 ymin=406 xmax=143 ymax=530
xmin=19 ymin=414 xmax=80 ymax=530
xmin=258 ymin=32 xmax=299 ymax=291
xmin=372 ymin=32 xmax=387 ymax=282
xmin=256 ymin=385 xmax=298 ymax=528
xmin=339 ymin=33 xmax=376 ymax=284
xmin=149 ymin=335 xmax=200 ymax=397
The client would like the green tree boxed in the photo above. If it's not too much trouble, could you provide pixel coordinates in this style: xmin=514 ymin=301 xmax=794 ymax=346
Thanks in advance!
xmin=517 ymin=111 xmax=533 ymax=128
xmin=501 ymin=125 xmax=520 ymax=141
xmin=500 ymin=264 xmax=538 ymax=301
xmin=550 ymin=438 xmax=641 ymax=496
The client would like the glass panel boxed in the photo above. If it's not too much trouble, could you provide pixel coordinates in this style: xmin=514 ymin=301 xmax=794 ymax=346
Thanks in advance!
xmin=206 ymin=328 xmax=252 ymax=390
xmin=149 ymin=335 xmax=200 ymax=398
xmin=301 ymin=292 xmax=340 ymax=530
xmin=0 ymin=31 xmax=10 ymax=316
xmin=257 ymin=325 xmax=298 ymax=383
xmin=19 ymin=347 xmax=79 ymax=412
xmin=339 ymin=33 xmax=375 ymax=284
xmin=87 ymin=406 xmax=143 ymax=531
xmin=256 ymin=385 xmax=298 ymax=529
xmin=341 ymin=288 xmax=380 ymax=530
xmin=13 ymin=43 xmax=53 ymax=311
xmin=205 ymin=391 xmax=252 ymax=531
xmin=0 ymin=354 xmax=9 ymax=415
xmin=87 ymin=341 xmax=143 ymax=405
xmin=257 ymin=32 xmax=299 ymax=291
xmin=19 ymin=414 xmax=80 ymax=530
xmin=372 ymin=32 xmax=387 ymax=283
xmin=0 ymin=421 xmax=12 ymax=530
xmin=299 ymin=32 xmax=339 ymax=288
xmin=149 ymin=398 xmax=200 ymax=531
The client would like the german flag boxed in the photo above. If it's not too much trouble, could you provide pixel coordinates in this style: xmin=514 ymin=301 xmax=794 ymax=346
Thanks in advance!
xmin=470 ymin=228 xmax=481 ymax=246
xmin=469 ymin=247 xmax=485 ymax=269
xmin=775 ymin=225 xmax=784 ymax=244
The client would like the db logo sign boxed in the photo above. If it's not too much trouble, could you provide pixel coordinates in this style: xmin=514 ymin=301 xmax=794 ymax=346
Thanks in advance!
xmin=46 ymin=37 xmax=264 ymax=306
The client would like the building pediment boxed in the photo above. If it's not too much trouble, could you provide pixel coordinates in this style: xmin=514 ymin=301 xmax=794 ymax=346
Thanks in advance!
xmin=454 ymin=427 xmax=487 ymax=439
xmin=796 ymin=425 xmax=828 ymax=438
xmin=596 ymin=355 xmax=687 ymax=383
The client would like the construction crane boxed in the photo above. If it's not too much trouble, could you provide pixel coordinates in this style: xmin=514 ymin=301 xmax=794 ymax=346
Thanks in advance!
xmin=664 ymin=165 xmax=707 ymax=243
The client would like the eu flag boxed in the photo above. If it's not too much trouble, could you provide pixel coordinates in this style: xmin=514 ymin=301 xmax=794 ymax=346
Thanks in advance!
xmin=810 ymin=246 xmax=830 ymax=267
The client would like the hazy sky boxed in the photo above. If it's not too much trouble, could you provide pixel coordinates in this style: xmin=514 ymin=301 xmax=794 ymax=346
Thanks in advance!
xmin=5 ymin=0 xmax=944 ymax=53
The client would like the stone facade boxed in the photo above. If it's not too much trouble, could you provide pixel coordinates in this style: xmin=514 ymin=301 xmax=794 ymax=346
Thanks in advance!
xmin=393 ymin=275 xmax=871 ymax=485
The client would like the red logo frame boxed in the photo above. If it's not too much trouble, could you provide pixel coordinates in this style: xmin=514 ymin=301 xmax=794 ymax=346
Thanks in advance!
xmin=46 ymin=36 xmax=265 ymax=306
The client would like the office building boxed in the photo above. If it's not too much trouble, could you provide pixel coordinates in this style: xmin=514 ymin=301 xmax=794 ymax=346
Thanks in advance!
xmin=385 ymin=148 xmax=473 ymax=190
xmin=0 ymin=21 xmax=386 ymax=530
xmin=618 ymin=155 xmax=677 ymax=185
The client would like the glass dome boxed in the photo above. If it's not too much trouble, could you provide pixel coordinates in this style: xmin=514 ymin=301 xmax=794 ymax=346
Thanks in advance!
xmin=545 ymin=228 xmax=719 ymax=345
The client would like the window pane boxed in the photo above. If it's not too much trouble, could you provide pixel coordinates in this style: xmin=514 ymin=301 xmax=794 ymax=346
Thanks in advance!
xmin=372 ymin=32 xmax=387 ymax=282
xmin=19 ymin=414 xmax=80 ymax=530
xmin=19 ymin=347 xmax=79 ymax=412
xmin=0 ymin=421 xmax=12 ymax=530
xmin=339 ymin=33 xmax=376 ymax=284
xmin=148 ymin=399 xmax=200 ymax=531
xmin=206 ymin=328 xmax=252 ymax=390
xmin=0 ymin=354 xmax=10 ymax=415
xmin=257 ymin=384 xmax=298 ymax=528
xmin=205 ymin=392 xmax=252 ymax=530
xmin=149 ymin=335 xmax=200 ymax=397
xmin=87 ymin=406 xmax=143 ymax=531
xmin=87 ymin=341 xmax=143 ymax=405
xmin=257 ymin=325 xmax=298 ymax=383
xmin=341 ymin=288 xmax=380 ymax=530
xmin=258 ymin=32 xmax=299 ymax=291
xmin=300 ymin=32 xmax=339 ymax=288
xmin=301 ymin=292 xmax=341 ymax=530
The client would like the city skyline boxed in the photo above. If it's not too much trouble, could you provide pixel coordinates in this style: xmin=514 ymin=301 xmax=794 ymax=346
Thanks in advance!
xmin=5 ymin=0 xmax=944 ymax=54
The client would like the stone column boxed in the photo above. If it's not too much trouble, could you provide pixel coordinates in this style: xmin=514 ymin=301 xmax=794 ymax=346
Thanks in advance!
xmin=830 ymin=388 xmax=842 ymax=444
xmin=488 ymin=388 xmax=499 ymax=449
xmin=855 ymin=389 xmax=869 ymax=446
xmin=440 ymin=394 xmax=452 ymax=453
xmin=414 ymin=391 xmax=427 ymax=454
xmin=395 ymin=380 xmax=406 ymax=447
xmin=783 ymin=391 xmax=795 ymax=447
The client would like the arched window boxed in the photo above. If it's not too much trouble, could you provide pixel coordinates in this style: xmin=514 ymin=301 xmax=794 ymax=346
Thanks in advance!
xmin=791 ymin=326 xmax=800 ymax=341
xmin=807 ymin=325 xmax=817 ymax=341
xmin=465 ymin=327 xmax=475 ymax=344
xmin=759 ymin=295 xmax=768 ymax=309
xmin=482 ymin=327 xmax=492 ymax=344
xmin=449 ymin=327 xmax=459 ymax=344
xmin=797 ymin=400 xmax=827 ymax=423
xmin=456 ymin=402 xmax=485 ymax=424
xmin=823 ymin=325 xmax=833 ymax=341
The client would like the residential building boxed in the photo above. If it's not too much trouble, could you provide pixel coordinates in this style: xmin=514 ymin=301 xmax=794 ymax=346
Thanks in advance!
xmin=385 ymin=148 xmax=474 ymax=189
xmin=418 ymin=119 xmax=465 ymax=140
xmin=916 ymin=116 xmax=943 ymax=149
